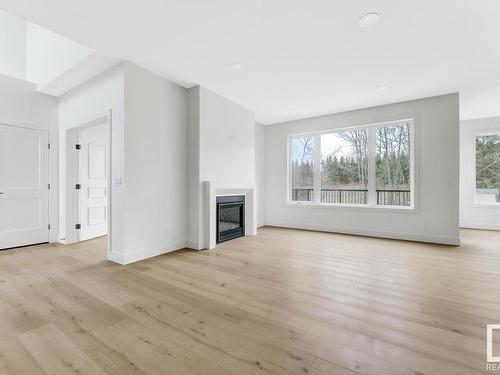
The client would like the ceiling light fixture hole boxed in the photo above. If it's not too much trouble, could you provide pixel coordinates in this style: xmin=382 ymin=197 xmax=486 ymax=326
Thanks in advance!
xmin=230 ymin=63 xmax=243 ymax=70
xmin=359 ymin=12 xmax=380 ymax=28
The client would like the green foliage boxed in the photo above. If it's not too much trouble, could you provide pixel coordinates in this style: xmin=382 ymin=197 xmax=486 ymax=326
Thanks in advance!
xmin=292 ymin=159 xmax=313 ymax=188
xmin=476 ymin=135 xmax=500 ymax=189
xmin=321 ymin=154 xmax=367 ymax=189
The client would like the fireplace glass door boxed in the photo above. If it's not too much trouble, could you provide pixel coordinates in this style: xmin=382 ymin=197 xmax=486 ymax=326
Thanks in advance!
xmin=216 ymin=195 xmax=245 ymax=243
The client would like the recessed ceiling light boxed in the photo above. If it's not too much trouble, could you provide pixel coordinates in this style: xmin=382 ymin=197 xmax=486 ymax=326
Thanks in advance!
xmin=288 ymin=105 xmax=296 ymax=109
xmin=359 ymin=12 xmax=380 ymax=28
xmin=377 ymin=86 xmax=389 ymax=91
xmin=230 ymin=63 xmax=243 ymax=70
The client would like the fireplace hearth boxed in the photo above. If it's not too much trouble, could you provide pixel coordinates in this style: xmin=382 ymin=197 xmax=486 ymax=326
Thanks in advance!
xmin=216 ymin=195 xmax=245 ymax=243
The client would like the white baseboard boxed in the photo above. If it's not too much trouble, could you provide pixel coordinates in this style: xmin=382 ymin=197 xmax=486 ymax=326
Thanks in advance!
xmin=186 ymin=240 xmax=204 ymax=250
xmin=108 ymin=240 xmax=188 ymax=265
xmin=108 ymin=251 xmax=126 ymax=265
xmin=264 ymin=222 xmax=461 ymax=246
xmin=460 ymin=222 xmax=500 ymax=231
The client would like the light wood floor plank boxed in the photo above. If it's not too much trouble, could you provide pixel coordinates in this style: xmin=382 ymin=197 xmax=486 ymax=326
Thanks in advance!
xmin=18 ymin=323 xmax=108 ymax=375
xmin=0 ymin=228 xmax=499 ymax=374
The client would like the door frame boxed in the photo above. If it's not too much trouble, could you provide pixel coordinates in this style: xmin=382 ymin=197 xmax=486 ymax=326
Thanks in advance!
xmin=0 ymin=122 xmax=50 ymax=248
xmin=65 ymin=111 xmax=112 ymax=256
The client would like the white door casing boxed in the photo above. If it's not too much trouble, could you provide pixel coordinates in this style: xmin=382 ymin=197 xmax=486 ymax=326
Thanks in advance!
xmin=78 ymin=122 xmax=109 ymax=241
xmin=0 ymin=125 xmax=49 ymax=249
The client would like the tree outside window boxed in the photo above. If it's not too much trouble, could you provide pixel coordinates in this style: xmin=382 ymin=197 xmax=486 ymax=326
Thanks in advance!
xmin=290 ymin=135 xmax=314 ymax=201
xmin=289 ymin=119 xmax=414 ymax=208
xmin=376 ymin=122 xmax=411 ymax=206
xmin=475 ymin=133 xmax=500 ymax=205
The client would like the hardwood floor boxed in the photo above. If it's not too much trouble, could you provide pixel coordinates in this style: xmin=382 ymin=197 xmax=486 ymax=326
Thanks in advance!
xmin=0 ymin=227 xmax=499 ymax=375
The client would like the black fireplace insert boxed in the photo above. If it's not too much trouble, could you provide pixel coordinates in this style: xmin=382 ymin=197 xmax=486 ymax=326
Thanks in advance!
xmin=216 ymin=195 xmax=245 ymax=243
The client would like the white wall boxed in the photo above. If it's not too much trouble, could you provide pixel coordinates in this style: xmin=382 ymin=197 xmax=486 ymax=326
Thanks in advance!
xmin=264 ymin=93 xmax=460 ymax=245
xmin=121 ymin=62 xmax=188 ymax=263
xmin=460 ymin=117 xmax=500 ymax=230
xmin=0 ymin=10 xmax=96 ymax=91
xmin=59 ymin=62 xmax=190 ymax=264
xmin=186 ymin=86 xmax=201 ymax=249
xmin=0 ymin=74 xmax=58 ymax=242
xmin=0 ymin=10 xmax=26 ymax=80
xmin=187 ymin=86 xmax=256 ymax=249
xmin=26 ymin=23 xmax=93 ymax=89
xmin=255 ymin=122 xmax=266 ymax=227
xmin=58 ymin=63 xmax=126 ymax=253
xmin=199 ymin=87 xmax=256 ymax=184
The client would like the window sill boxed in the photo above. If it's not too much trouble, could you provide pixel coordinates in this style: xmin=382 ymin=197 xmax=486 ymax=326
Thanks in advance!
xmin=287 ymin=201 xmax=417 ymax=213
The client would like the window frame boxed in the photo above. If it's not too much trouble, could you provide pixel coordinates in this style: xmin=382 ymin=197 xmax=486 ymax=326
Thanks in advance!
xmin=287 ymin=119 xmax=415 ymax=210
xmin=471 ymin=129 xmax=500 ymax=208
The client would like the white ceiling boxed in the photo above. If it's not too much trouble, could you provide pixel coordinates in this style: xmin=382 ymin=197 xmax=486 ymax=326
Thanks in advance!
xmin=1 ymin=0 xmax=499 ymax=124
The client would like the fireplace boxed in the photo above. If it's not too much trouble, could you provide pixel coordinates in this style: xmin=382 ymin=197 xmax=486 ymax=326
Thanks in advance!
xmin=216 ymin=195 xmax=245 ymax=243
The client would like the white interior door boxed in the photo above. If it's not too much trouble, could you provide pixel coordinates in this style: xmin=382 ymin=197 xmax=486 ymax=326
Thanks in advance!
xmin=78 ymin=121 xmax=108 ymax=241
xmin=0 ymin=125 xmax=49 ymax=249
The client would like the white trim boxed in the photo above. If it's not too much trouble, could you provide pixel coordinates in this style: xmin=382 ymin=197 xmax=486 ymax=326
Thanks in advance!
xmin=312 ymin=134 xmax=321 ymax=202
xmin=266 ymin=222 xmax=461 ymax=246
xmin=460 ymin=222 xmax=500 ymax=231
xmin=109 ymin=240 xmax=188 ymax=265
xmin=204 ymin=181 xmax=257 ymax=250
xmin=368 ymin=126 xmax=376 ymax=205
xmin=471 ymin=203 xmax=500 ymax=209
xmin=187 ymin=240 xmax=203 ymax=250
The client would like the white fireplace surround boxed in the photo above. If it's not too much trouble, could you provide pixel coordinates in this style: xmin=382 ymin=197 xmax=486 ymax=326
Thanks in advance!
xmin=204 ymin=181 xmax=257 ymax=249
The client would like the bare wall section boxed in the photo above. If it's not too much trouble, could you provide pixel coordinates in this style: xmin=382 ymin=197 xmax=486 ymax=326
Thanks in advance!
xmin=264 ymin=93 xmax=460 ymax=244
xmin=255 ymin=122 xmax=266 ymax=227
xmin=122 ymin=62 xmax=188 ymax=262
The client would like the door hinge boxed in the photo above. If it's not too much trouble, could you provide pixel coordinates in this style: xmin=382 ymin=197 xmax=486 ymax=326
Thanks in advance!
xmin=48 ymin=224 xmax=51 ymax=230
xmin=48 ymin=143 xmax=51 ymax=150
xmin=48 ymin=183 xmax=51 ymax=190
xmin=75 ymin=144 xmax=81 ymax=150
xmin=75 ymin=184 xmax=81 ymax=190
xmin=75 ymin=224 xmax=81 ymax=230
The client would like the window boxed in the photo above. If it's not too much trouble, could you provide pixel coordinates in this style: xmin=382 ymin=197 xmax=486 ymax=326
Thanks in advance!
xmin=474 ymin=132 xmax=500 ymax=205
xmin=376 ymin=122 xmax=412 ymax=206
xmin=289 ymin=119 xmax=414 ymax=208
xmin=290 ymin=135 xmax=314 ymax=201
xmin=321 ymin=130 xmax=368 ymax=204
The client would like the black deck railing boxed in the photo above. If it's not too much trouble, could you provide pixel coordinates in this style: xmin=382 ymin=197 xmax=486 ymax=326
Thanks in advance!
xmin=321 ymin=189 xmax=368 ymax=204
xmin=292 ymin=188 xmax=411 ymax=206
xmin=376 ymin=189 xmax=411 ymax=206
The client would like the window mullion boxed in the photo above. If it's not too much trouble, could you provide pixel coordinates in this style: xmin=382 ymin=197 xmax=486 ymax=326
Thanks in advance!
xmin=313 ymin=134 xmax=321 ymax=203
xmin=368 ymin=127 xmax=376 ymax=206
